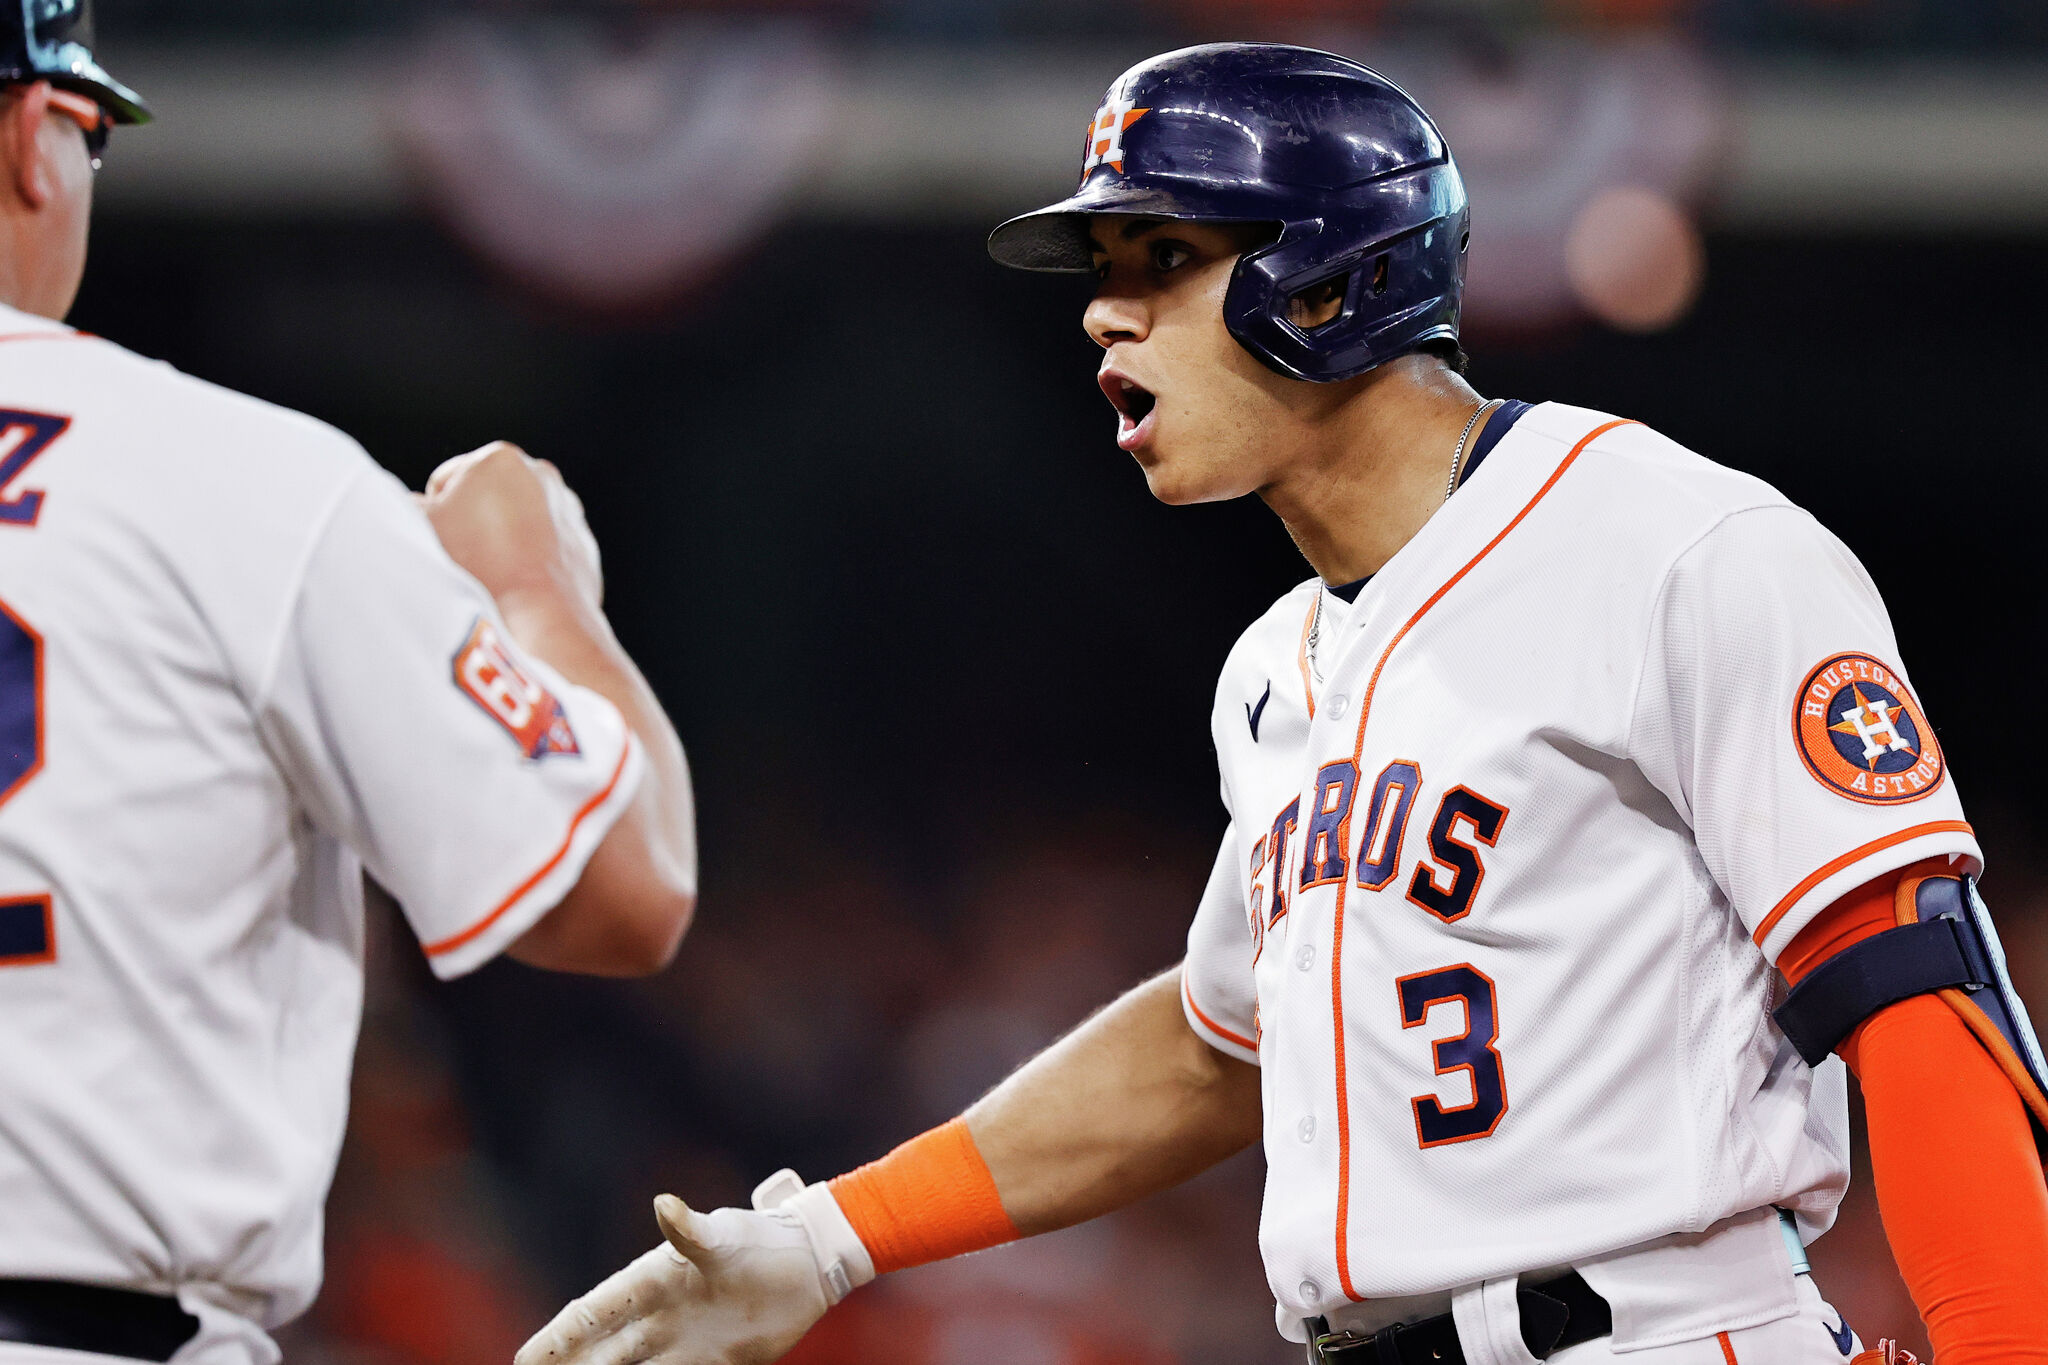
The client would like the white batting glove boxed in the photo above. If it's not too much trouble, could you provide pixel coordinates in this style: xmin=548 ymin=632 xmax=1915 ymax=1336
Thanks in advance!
xmin=514 ymin=1171 xmax=875 ymax=1365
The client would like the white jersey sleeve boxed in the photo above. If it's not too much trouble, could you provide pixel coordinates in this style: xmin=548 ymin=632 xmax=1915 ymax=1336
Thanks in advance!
xmin=1629 ymin=504 xmax=1979 ymax=963
xmin=1182 ymin=826 xmax=1260 ymax=1065
xmin=257 ymin=466 xmax=645 ymax=979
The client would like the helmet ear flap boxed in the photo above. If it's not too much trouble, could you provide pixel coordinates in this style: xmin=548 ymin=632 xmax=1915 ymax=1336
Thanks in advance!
xmin=1283 ymin=253 xmax=1388 ymax=335
xmin=1223 ymin=195 xmax=1467 ymax=384
xmin=1225 ymin=235 xmax=1391 ymax=382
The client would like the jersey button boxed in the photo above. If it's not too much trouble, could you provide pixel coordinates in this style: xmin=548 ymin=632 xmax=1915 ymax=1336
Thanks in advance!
xmin=1297 ymin=1115 xmax=1316 ymax=1143
xmin=1295 ymin=942 xmax=1315 ymax=972
xmin=1327 ymin=694 xmax=1349 ymax=720
xmin=1299 ymin=1279 xmax=1319 ymax=1305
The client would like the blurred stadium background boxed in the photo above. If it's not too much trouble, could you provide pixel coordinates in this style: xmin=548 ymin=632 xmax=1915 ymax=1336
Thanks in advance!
xmin=73 ymin=0 xmax=2048 ymax=1360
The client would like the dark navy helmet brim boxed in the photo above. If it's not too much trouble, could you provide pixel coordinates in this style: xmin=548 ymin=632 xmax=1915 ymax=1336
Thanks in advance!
xmin=989 ymin=188 xmax=1279 ymax=273
xmin=2 ymin=0 xmax=152 ymax=124
xmin=0 ymin=54 xmax=151 ymax=123
xmin=52 ymin=61 xmax=150 ymax=124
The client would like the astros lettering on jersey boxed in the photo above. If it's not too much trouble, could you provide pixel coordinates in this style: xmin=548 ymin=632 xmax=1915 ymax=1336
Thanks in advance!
xmin=1180 ymin=403 xmax=1977 ymax=1343
xmin=0 ymin=303 xmax=644 ymax=1357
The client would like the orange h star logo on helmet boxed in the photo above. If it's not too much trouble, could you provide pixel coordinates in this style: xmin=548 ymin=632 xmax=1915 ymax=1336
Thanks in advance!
xmin=1081 ymin=93 xmax=1149 ymax=180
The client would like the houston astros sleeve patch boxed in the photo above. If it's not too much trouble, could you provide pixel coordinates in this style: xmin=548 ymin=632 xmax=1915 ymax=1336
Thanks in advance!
xmin=1793 ymin=652 xmax=1943 ymax=804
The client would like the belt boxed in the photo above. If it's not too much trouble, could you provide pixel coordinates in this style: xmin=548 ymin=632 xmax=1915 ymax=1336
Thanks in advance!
xmin=1306 ymin=1270 xmax=1613 ymax=1365
xmin=0 ymin=1279 xmax=201 ymax=1362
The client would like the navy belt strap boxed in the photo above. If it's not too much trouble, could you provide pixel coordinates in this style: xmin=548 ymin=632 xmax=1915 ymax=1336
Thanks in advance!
xmin=0 ymin=1279 xmax=200 ymax=1361
xmin=1307 ymin=1270 xmax=1611 ymax=1364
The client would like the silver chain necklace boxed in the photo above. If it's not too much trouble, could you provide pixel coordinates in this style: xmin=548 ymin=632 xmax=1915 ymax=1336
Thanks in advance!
xmin=1307 ymin=398 xmax=1498 ymax=684
xmin=1443 ymin=398 xmax=1499 ymax=504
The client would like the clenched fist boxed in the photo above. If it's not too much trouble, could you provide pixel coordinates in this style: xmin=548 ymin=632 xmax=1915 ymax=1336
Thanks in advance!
xmin=421 ymin=442 xmax=603 ymax=616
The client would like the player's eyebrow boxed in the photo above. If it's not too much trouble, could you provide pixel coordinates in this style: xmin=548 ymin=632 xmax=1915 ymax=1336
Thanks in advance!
xmin=1088 ymin=217 xmax=1170 ymax=255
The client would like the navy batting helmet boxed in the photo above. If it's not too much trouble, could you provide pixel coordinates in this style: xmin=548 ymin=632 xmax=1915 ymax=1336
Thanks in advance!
xmin=0 ymin=0 xmax=149 ymax=125
xmin=988 ymin=43 xmax=1466 ymax=384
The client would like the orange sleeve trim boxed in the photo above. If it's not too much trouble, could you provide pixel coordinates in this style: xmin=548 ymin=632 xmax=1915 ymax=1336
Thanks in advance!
xmin=1183 ymin=971 xmax=1257 ymax=1052
xmin=828 ymin=1117 xmax=1022 ymax=1277
xmin=1715 ymin=1331 xmax=1739 ymax=1365
xmin=1779 ymin=860 xmax=1948 ymax=987
xmin=1751 ymin=820 xmax=1974 ymax=949
xmin=422 ymin=738 xmax=636 ymax=957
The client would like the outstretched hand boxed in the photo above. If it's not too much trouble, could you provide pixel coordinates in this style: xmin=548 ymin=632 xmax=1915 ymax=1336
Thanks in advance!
xmin=515 ymin=1195 xmax=832 ymax=1365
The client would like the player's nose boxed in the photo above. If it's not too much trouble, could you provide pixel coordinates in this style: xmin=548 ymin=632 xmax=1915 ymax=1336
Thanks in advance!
xmin=1083 ymin=289 xmax=1149 ymax=350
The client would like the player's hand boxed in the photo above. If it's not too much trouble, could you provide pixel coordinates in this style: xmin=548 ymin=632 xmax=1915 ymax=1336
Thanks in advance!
xmin=515 ymin=1186 xmax=852 ymax=1365
xmin=421 ymin=441 xmax=604 ymax=616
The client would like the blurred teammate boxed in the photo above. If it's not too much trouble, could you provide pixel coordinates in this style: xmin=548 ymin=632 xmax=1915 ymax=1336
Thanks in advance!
xmin=0 ymin=5 xmax=697 ymax=1361
xmin=525 ymin=43 xmax=2048 ymax=1365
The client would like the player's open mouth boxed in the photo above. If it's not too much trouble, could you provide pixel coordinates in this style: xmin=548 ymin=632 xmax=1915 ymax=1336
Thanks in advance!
xmin=1099 ymin=370 xmax=1159 ymax=452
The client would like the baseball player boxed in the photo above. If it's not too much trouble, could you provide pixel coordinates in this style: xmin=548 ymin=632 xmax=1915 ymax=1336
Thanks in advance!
xmin=522 ymin=44 xmax=2048 ymax=1365
xmin=0 ymin=5 xmax=698 ymax=1362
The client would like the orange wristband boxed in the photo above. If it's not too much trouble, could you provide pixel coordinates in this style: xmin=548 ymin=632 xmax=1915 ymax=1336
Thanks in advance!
xmin=828 ymin=1117 xmax=1023 ymax=1276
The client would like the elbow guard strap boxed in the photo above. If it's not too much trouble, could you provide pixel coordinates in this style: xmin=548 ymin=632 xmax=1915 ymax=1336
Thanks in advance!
xmin=1774 ymin=874 xmax=2048 ymax=1149
xmin=1775 ymin=915 xmax=1983 ymax=1065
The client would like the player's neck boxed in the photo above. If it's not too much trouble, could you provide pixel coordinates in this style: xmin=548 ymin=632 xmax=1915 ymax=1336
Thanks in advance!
xmin=0 ymin=230 xmax=77 ymax=321
xmin=1258 ymin=357 xmax=1486 ymax=585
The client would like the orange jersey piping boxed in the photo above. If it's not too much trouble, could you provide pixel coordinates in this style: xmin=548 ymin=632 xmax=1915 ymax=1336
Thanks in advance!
xmin=1750 ymin=819 xmax=1975 ymax=950
xmin=1184 ymin=969 xmax=1257 ymax=1052
xmin=1326 ymin=417 xmax=1638 ymax=1300
xmin=423 ymin=738 xmax=636 ymax=958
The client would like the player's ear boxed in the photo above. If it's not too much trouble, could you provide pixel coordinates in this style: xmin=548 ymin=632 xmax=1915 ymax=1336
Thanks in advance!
xmin=3 ymin=82 xmax=57 ymax=211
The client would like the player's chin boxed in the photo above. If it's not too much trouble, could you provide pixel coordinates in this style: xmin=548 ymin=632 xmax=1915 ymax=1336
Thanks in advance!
xmin=1134 ymin=446 xmax=1242 ymax=507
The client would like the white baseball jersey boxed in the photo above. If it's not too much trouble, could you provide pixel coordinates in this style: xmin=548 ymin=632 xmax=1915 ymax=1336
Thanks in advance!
xmin=1180 ymin=402 xmax=1978 ymax=1328
xmin=0 ymin=304 xmax=644 ymax=1347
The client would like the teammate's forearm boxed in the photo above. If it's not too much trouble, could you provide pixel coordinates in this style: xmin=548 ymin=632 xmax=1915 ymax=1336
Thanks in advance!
xmin=499 ymin=586 xmax=697 ymax=890
xmin=965 ymin=966 xmax=1262 ymax=1234
xmin=497 ymin=586 xmax=698 ymax=975
xmin=827 ymin=966 xmax=1261 ymax=1278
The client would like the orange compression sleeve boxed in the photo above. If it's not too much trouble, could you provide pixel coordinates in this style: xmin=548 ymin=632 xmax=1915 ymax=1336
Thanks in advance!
xmin=1784 ymin=863 xmax=2048 ymax=1365
xmin=827 ymin=1117 xmax=1023 ymax=1276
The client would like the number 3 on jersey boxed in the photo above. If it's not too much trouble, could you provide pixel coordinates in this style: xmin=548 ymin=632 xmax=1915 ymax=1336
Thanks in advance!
xmin=1356 ymin=767 xmax=1511 ymax=1148
xmin=1397 ymin=965 xmax=1507 ymax=1146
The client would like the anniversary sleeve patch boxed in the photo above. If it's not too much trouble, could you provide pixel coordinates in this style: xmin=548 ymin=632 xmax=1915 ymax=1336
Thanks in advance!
xmin=1792 ymin=652 xmax=1943 ymax=804
xmin=452 ymin=617 xmax=580 ymax=760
